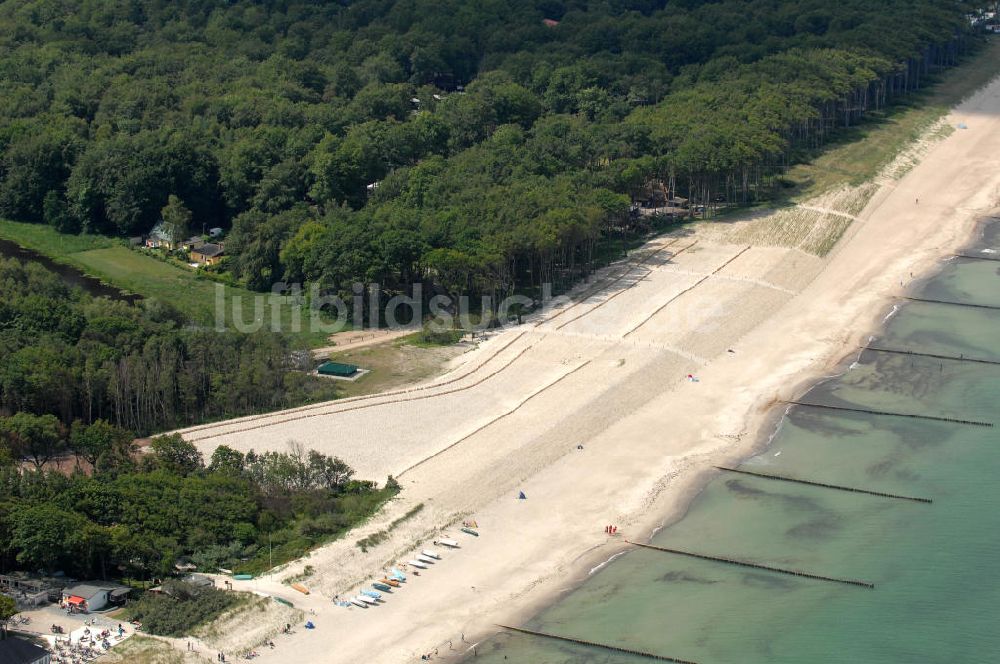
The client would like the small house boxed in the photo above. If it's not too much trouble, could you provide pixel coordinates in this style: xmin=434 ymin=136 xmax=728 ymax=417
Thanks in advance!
xmin=209 ymin=227 xmax=224 ymax=238
xmin=190 ymin=243 xmax=224 ymax=266
xmin=145 ymin=222 xmax=174 ymax=250
xmin=317 ymin=361 xmax=359 ymax=378
xmin=181 ymin=574 xmax=214 ymax=589
xmin=61 ymin=582 xmax=130 ymax=613
xmin=0 ymin=637 xmax=51 ymax=664
xmin=181 ymin=236 xmax=205 ymax=251
xmin=0 ymin=573 xmax=64 ymax=605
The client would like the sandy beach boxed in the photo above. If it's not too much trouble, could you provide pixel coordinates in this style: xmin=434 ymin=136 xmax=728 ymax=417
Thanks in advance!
xmin=174 ymin=72 xmax=1000 ymax=663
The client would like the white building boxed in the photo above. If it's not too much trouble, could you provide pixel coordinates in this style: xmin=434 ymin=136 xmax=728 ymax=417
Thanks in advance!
xmin=61 ymin=582 xmax=130 ymax=613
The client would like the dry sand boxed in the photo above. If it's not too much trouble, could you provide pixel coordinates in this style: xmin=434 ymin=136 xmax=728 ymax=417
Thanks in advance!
xmin=176 ymin=73 xmax=1000 ymax=663
xmin=311 ymin=327 xmax=419 ymax=358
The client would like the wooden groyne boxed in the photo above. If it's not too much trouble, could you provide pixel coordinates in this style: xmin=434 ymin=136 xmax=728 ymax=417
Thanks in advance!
xmin=864 ymin=346 xmax=1000 ymax=367
xmin=955 ymin=253 xmax=1000 ymax=262
xmin=904 ymin=296 xmax=1000 ymax=311
xmin=497 ymin=624 xmax=699 ymax=663
xmin=626 ymin=541 xmax=874 ymax=589
xmin=715 ymin=466 xmax=932 ymax=504
xmin=786 ymin=401 xmax=992 ymax=428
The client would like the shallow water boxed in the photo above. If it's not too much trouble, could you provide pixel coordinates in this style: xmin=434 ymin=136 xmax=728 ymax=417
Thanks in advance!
xmin=471 ymin=222 xmax=1000 ymax=663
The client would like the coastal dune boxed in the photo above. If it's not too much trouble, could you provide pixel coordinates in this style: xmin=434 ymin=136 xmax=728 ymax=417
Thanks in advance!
xmin=187 ymin=73 xmax=1000 ymax=663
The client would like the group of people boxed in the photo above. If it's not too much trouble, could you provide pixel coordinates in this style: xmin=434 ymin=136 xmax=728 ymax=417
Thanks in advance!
xmin=604 ymin=525 xmax=618 ymax=534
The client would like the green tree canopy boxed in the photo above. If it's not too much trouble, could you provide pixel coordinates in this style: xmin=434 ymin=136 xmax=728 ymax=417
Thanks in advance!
xmin=148 ymin=434 xmax=203 ymax=476
xmin=161 ymin=194 xmax=193 ymax=245
xmin=0 ymin=413 xmax=66 ymax=470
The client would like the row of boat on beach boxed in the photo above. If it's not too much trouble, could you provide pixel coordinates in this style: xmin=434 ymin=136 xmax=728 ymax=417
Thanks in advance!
xmin=341 ymin=534 xmax=468 ymax=609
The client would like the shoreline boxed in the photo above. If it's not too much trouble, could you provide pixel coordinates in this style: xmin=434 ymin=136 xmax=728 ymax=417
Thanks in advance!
xmin=164 ymin=68 xmax=1000 ymax=664
xmin=476 ymin=215 xmax=1000 ymax=664
xmin=447 ymin=118 xmax=1000 ymax=659
xmin=462 ymin=256 xmax=990 ymax=661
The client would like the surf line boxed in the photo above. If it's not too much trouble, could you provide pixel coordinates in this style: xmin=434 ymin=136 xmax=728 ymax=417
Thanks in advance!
xmin=625 ymin=541 xmax=874 ymax=589
xmin=715 ymin=466 xmax=932 ymax=504
xmin=589 ymin=550 xmax=628 ymax=575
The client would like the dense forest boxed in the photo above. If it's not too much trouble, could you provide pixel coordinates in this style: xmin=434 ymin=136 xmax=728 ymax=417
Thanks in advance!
xmin=0 ymin=0 xmax=984 ymax=313
xmin=0 ymin=428 xmax=396 ymax=579
xmin=0 ymin=257 xmax=338 ymax=433
xmin=0 ymin=256 xmax=395 ymax=580
xmin=0 ymin=0 xmax=990 ymax=588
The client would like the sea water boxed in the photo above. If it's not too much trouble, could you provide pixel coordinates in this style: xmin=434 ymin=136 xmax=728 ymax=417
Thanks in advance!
xmin=471 ymin=221 xmax=1000 ymax=663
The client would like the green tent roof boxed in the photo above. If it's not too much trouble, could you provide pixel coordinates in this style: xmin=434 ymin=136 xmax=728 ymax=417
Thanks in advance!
xmin=317 ymin=361 xmax=359 ymax=377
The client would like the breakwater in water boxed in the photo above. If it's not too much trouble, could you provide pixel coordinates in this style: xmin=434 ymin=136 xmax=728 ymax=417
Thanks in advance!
xmin=471 ymin=221 xmax=1000 ymax=663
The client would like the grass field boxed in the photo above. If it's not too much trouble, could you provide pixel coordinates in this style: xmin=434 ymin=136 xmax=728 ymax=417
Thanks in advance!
xmin=0 ymin=218 xmax=116 ymax=254
xmin=326 ymin=337 xmax=468 ymax=398
xmin=0 ymin=218 xmax=332 ymax=347
xmin=784 ymin=37 xmax=1000 ymax=200
xmin=100 ymin=636 xmax=203 ymax=664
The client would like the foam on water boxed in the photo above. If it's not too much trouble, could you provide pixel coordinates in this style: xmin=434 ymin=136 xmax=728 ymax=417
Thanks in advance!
xmin=588 ymin=551 xmax=628 ymax=576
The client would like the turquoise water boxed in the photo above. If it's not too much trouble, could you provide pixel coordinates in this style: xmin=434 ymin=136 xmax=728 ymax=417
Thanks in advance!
xmin=472 ymin=224 xmax=1000 ymax=663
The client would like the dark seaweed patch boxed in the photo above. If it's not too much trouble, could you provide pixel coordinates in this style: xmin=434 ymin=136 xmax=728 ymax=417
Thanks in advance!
xmin=786 ymin=514 xmax=842 ymax=540
xmin=658 ymin=570 xmax=718 ymax=585
xmin=724 ymin=480 xmax=822 ymax=512
xmin=742 ymin=573 xmax=797 ymax=590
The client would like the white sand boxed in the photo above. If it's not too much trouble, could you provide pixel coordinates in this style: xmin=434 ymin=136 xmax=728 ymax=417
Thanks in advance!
xmin=185 ymin=74 xmax=1000 ymax=664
